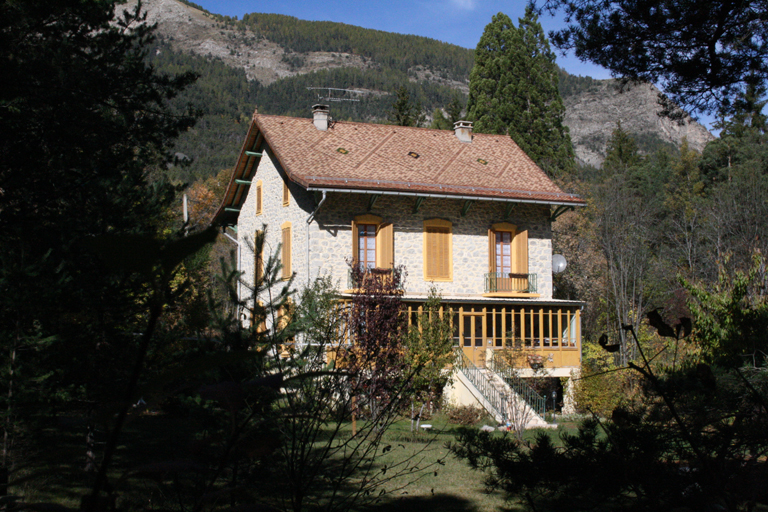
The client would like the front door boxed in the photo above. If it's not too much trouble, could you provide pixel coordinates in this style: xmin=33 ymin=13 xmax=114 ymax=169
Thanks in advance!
xmin=461 ymin=312 xmax=487 ymax=367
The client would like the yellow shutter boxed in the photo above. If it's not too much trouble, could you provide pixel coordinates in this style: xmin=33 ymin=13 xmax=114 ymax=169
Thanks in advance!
xmin=377 ymin=223 xmax=394 ymax=268
xmin=283 ymin=181 xmax=289 ymax=206
xmin=439 ymin=229 xmax=450 ymax=277
xmin=423 ymin=219 xmax=452 ymax=281
xmin=255 ymin=230 xmax=263 ymax=284
xmin=351 ymin=220 xmax=359 ymax=266
xmin=281 ymin=224 xmax=292 ymax=279
xmin=488 ymin=229 xmax=496 ymax=274
xmin=513 ymin=229 xmax=528 ymax=274
xmin=256 ymin=181 xmax=263 ymax=214
xmin=425 ymin=227 xmax=450 ymax=279
xmin=426 ymin=229 xmax=438 ymax=277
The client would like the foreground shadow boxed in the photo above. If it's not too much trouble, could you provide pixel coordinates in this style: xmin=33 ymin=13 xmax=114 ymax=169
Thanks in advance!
xmin=360 ymin=492 xmax=513 ymax=512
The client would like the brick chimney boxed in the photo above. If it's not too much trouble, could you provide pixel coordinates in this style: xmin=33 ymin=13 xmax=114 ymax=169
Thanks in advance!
xmin=454 ymin=120 xmax=473 ymax=143
xmin=312 ymin=104 xmax=330 ymax=131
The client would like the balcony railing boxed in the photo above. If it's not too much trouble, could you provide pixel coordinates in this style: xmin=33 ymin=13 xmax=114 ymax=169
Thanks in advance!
xmin=484 ymin=272 xmax=537 ymax=294
xmin=347 ymin=267 xmax=403 ymax=290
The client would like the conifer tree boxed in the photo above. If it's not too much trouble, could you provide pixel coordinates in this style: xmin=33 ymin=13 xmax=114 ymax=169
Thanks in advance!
xmin=467 ymin=8 xmax=574 ymax=176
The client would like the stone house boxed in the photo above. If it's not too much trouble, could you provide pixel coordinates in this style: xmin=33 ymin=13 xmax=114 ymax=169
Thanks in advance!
xmin=212 ymin=105 xmax=585 ymax=419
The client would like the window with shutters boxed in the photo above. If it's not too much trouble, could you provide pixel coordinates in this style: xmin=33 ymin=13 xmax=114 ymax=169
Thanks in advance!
xmin=487 ymin=222 xmax=532 ymax=294
xmin=256 ymin=180 xmax=263 ymax=215
xmin=282 ymin=181 xmax=289 ymax=207
xmin=351 ymin=214 xmax=394 ymax=269
xmin=423 ymin=218 xmax=452 ymax=281
xmin=281 ymin=221 xmax=291 ymax=280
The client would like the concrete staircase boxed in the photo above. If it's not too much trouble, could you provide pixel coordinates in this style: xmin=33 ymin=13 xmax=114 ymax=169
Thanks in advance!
xmin=453 ymin=350 xmax=550 ymax=430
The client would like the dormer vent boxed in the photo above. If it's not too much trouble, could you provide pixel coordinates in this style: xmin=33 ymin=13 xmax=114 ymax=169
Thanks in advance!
xmin=312 ymin=104 xmax=330 ymax=131
xmin=454 ymin=120 xmax=473 ymax=143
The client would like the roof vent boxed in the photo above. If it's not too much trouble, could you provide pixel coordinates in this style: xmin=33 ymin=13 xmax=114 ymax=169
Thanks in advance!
xmin=454 ymin=120 xmax=473 ymax=143
xmin=312 ymin=104 xmax=330 ymax=131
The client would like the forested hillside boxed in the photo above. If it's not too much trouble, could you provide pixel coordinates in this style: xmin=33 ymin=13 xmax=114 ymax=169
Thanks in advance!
xmin=137 ymin=0 xmax=711 ymax=182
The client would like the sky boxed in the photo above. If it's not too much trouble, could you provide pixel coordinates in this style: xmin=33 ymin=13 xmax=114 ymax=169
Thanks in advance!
xmin=193 ymin=0 xmax=614 ymax=80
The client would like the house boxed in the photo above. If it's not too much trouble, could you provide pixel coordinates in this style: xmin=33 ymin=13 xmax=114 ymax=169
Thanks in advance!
xmin=212 ymin=105 xmax=586 ymax=419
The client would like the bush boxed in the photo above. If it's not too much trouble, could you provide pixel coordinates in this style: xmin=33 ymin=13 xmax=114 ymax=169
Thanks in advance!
xmin=445 ymin=404 xmax=485 ymax=426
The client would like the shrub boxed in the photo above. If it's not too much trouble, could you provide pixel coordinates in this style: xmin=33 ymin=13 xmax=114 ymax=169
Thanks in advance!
xmin=445 ymin=404 xmax=485 ymax=426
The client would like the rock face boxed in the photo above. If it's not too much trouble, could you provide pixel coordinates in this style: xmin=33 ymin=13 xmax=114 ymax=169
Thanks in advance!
xmin=127 ymin=0 xmax=714 ymax=167
xmin=563 ymin=81 xmax=715 ymax=167
xmin=122 ymin=0 xmax=374 ymax=85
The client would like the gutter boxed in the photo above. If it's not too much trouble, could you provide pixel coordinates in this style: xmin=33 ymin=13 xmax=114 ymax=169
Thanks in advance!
xmin=222 ymin=227 xmax=242 ymax=315
xmin=306 ymin=186 xmax=584 ymax=208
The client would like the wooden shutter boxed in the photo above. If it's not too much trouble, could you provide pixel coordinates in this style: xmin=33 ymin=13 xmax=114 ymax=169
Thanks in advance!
xmin=377 ymin=222 xmax=394 ymax=268
xmin=513 ymin=229 xmax=528 ymax=274
xmin=424 ymin=223 xmax=451 ymax=280
xmin=255 ymin=229 xmax=264 ymax=284
xmin=256 ymin=181 xmax=263 ymax=214
xmin=488 ymin=228 xmax=496 ymax=274
xmin=281 ymin=223 xmax=292 ymax=279
xmin=351 ymin=219 xmax=359 ymax=266
xmin=282 ymin=181 xmax=289 ymax=206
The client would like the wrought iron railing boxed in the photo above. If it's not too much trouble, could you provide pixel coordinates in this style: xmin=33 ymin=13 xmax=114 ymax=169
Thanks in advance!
xmin=490 ymin=353 xmax=546 ymax=415
xmin=347 ymin=267 xmax=404 ymax=290
xmin=484 ymin=272 xmax=537 ymax=293
xmin=452 ymin=348 xmax=506 ymax=423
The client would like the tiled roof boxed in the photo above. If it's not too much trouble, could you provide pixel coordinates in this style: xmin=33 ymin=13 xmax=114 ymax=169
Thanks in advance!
xmin=213 ymin=112 xmax=584 ymax=225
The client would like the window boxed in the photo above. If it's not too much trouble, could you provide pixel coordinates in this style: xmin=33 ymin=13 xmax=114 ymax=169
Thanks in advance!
xmin=358 ymin=224 xmax=377 ymax=269
xmin=255 ymin=180 xmax=263 ymax=215
xmin=488 ymin=222 xmax=529 ymax=292
xmin=282 ymin=180 xmax=289 ymax=206
xmin=281 ymin=221 xmax=291 ymax=280
xmin=495 ymin=230 xmax=513 ymax=273
xmin=351 ymin=214 xmax=394 ymax=269
xmin=423 ymin=218 xmax=452 ymax=281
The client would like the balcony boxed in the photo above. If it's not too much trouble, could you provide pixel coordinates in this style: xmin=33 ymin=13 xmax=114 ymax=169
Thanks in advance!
xmin=484 ymin=272 xmax=537 ymax=295
xmin=346 ymin=267 xmax=404 ymax=291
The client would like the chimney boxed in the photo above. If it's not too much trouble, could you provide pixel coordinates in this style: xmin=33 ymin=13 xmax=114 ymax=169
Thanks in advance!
xmin=312 ymin=104 xmax=330 ymax=131
xmin=454 ymin=120 xmax=473 ymax=143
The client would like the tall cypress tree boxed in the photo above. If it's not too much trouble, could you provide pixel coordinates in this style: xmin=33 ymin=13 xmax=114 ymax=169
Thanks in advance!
xmin=467 ymin=7 xmax=574 ymax=177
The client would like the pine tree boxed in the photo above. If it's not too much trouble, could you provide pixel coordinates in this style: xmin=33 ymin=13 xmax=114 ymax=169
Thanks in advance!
xmin=467 ymin=8 xmax=574 ymax=176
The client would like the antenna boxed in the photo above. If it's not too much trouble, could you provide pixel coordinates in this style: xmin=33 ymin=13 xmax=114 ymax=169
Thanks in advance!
xmin=306 ymin=87 xmax=366 ymax=103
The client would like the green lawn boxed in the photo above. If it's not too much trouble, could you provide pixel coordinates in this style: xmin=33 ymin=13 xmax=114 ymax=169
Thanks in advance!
xmin=13 ymin=411 xmax=579 ymax=512
xmin=354 ymin=415 xmax=580 ymax=512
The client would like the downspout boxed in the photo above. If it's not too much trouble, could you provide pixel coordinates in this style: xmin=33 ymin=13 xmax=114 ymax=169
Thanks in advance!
xmin=306 ymin=190 xmax=327 ymax=286
xmin=222 ymin=227 xmax=242 ymax=317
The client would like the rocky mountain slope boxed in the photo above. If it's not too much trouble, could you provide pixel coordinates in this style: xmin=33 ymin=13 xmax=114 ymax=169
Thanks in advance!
xmin=564 ymin=80 xmax=713 ymax=167
xmin=124 ymin=0 xmax=713 ymax=170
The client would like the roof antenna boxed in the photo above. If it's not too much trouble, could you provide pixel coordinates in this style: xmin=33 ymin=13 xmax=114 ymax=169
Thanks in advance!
xmin=306 ymin=87 xmax=366 ymax=103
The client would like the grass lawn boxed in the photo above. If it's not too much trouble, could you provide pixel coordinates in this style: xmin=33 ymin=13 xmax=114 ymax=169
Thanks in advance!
xmin=13 ymin=411 xmax=580 ymax=512
xmin=355 ymin=415 xmax=581 ymax=512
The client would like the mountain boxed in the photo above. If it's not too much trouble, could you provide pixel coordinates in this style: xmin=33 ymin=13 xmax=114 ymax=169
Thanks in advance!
xmin=126 ymin=0 xmax=714 ymax=181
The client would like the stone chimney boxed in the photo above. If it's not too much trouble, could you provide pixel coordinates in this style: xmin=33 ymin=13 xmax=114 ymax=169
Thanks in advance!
xmin=454 ymin=120 xmax=473 ymax=143
xmin=312 ymin=104 xmax=330 ymax=131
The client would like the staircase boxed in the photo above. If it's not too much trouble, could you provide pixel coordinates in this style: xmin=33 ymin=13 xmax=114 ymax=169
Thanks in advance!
xmin=453 ymin=349 xmax=549 ymax=429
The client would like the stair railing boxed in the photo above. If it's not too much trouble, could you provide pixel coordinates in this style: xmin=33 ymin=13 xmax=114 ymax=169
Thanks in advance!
xmin=489 ymin=352 xmax=546 ymax=415
xmin=453 ymin=348 xmax=506 ymax=423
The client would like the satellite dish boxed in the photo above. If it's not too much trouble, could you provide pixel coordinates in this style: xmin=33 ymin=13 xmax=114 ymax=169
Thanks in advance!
xmin=552 ymin=254 xmax=567 ymax=274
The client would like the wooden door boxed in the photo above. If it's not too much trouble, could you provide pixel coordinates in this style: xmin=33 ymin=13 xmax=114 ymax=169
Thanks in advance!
xmin=461 ymin=312 xmax=486 ymax=367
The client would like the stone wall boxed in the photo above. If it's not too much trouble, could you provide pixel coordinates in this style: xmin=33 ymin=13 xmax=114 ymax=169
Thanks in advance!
xmin=311 ymin=193 xmax=553 ymax=299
